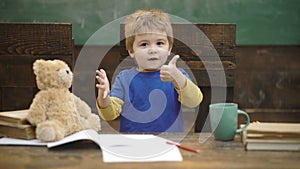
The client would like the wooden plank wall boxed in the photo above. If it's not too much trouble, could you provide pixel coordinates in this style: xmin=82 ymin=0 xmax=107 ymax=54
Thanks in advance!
xmin=2 ymin=23 xmax=298 ymax=132
xmin=0 ymin=23 xmax=75 ymax=111
xmin=235 ymin=45 xmax=300 ymax=124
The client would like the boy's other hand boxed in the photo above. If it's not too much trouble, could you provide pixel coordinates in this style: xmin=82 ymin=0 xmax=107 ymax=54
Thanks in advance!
xmin=96 ymin=69 xmax=110 ymax=99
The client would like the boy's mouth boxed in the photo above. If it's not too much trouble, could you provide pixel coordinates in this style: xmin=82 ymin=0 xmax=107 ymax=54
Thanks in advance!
xmin=148 ymin=58 xmax=159 ymax=61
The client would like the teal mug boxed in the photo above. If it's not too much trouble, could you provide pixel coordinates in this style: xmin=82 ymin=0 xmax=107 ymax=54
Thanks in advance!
xmin=209 ymin=103 xmax=250 ymax=141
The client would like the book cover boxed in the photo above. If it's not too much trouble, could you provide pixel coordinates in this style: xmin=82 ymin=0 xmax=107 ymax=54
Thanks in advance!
xmin=246 ymin=123 xmax=300 ymax=135
xmin=246 ymin=141 xmax=300 ymax=151
xmin=0 ymin=121 xmax=36 ymax=139
xmin=0 ymin=109 xmax=29 ymax=124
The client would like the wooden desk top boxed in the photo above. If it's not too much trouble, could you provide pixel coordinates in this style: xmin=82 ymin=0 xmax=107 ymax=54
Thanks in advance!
xmin=0 ymin=128 xmax=299 ymax=169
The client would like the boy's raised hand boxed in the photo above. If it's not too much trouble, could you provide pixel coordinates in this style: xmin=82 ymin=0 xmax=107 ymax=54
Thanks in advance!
xmin=96 ymin=69 xmax=110 ymax=99
xmin=160 ymin=55 xmax=187 ymax=89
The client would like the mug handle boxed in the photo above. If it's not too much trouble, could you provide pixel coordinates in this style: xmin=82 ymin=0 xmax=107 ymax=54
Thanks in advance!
xmin=236 ymin=110 xmax=250 ymax=133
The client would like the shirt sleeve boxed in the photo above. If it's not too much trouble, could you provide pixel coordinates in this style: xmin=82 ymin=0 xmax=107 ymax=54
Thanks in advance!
xmin=96 ymin=96 xmax=124 ymax=121
xmin=175 ymin=78 xmax=203 ymax=108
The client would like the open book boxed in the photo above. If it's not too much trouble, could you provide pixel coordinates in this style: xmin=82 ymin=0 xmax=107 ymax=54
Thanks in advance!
xmin=0 ymin=129 xmax=183 ymax=163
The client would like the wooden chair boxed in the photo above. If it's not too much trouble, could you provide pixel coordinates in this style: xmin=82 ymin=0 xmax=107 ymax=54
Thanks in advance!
xmin=0 ymin=23 xmax=75 ymax=111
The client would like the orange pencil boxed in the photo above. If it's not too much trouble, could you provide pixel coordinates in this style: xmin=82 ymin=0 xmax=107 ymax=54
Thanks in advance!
xmin=166 ymin=141 xmax=200 ymax=153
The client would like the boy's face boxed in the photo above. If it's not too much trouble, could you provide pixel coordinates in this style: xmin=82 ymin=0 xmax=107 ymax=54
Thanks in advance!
xmin=129 ymin=33 xmax=171 ymax=71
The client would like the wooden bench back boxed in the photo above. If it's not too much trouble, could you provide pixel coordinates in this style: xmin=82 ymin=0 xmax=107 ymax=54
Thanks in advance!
xmin=0 ymin=23 xmax=75 ymax=111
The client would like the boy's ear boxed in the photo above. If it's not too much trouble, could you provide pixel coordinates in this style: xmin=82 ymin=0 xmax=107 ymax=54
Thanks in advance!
xmin=168 ymin=48 xmax=172 ymax=55
xmin=128 ymin=50 xmax=134 ymax=58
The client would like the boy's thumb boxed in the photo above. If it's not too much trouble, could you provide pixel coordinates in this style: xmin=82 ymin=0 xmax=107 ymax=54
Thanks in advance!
xmin=168 ymin=55 xmax=179 ymax=66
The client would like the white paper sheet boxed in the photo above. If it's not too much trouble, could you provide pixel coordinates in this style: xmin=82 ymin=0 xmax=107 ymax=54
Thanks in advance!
xmin=102 ymin=147 xmax=182 ymax=163
xmin=0 ymin=137 xmax=47 ymax=146
xmin=0 ymin=130 xmax=183 ymax=163
xmin=99 ymin=134 xmax=183 ymax=162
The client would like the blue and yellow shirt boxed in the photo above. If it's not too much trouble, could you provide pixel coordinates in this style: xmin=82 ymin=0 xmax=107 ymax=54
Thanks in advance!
xmin=97 ymin=67 xmax=202 ymax=132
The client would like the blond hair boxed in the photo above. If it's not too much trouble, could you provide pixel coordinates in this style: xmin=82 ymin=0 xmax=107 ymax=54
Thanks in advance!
xmin=125 ymin=9 xmax=173 ymax=53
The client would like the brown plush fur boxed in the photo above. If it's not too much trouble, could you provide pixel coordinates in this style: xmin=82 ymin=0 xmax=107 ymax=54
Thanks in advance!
xmin=27 ymin=59 xmax=101 ymax=142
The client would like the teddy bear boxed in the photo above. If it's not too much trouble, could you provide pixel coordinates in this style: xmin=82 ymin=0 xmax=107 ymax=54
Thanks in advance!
xmin=27 ymin=59 xmax=101 ymax=142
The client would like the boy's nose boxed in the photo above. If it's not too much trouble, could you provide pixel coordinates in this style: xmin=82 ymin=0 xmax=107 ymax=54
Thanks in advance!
xmin=148 ymin=46 xmax=158 ymax=54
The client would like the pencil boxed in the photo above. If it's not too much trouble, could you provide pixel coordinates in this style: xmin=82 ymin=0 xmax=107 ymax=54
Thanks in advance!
xmin=166 ymin=141 xmax=200 ymax=153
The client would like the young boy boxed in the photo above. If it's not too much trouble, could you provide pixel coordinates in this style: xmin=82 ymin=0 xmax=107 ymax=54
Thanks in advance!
xmin=96 ymin=9 xmax=203 ymax=132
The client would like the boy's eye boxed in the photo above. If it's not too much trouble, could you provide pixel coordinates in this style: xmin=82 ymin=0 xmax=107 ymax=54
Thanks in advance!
xmin=140 ymin=43 xmax=148 ymax=47
xmin=157 ymin=42 xmax=165 ymax=46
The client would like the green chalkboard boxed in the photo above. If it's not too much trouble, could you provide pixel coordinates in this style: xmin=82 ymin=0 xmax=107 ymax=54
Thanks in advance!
xmin=0 ymin=0 xmax=299 ymax=45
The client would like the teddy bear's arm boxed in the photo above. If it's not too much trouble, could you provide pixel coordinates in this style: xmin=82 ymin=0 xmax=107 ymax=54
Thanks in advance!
xmin=73 ymin=95 xmax=101 ymax=131
xmin=73 ymin=95 xmax=92 ymax=118
xmin=27 ymin=93 xmax=48 ymax=125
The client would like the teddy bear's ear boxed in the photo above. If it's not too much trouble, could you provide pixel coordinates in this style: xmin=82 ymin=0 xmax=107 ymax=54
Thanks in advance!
xmin=52 ymin=59 xmax=63 ymax=65
xmin=33 ymin=59 xmax=46 ymax=75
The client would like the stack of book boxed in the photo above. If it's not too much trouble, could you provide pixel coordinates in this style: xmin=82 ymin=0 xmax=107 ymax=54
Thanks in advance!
xmin=241 ymin=122 xmax=300 ymax=151
xmin=0 ymin=109 xmax=36 ymax=139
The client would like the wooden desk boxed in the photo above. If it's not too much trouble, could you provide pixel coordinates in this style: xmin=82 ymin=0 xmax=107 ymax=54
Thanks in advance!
xmin=0 ymin=127 xmax=299 ymax=169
